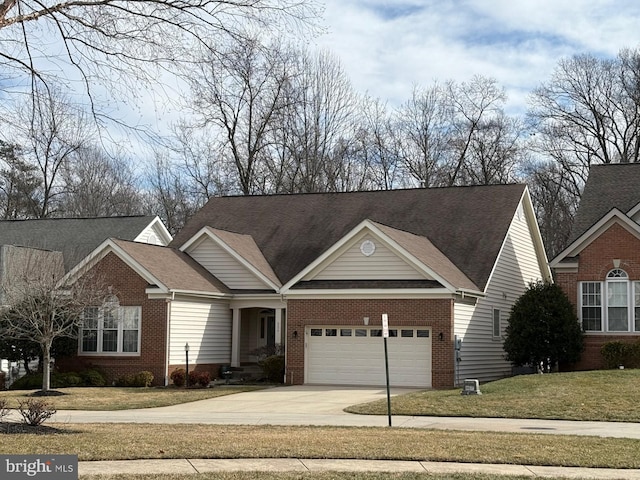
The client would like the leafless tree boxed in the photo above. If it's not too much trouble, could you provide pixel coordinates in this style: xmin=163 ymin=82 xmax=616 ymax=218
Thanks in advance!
xmin=445 ymin=76 xmax=520 ymax=186
xmin=523 ymin=159 xmax=578 ymax=258
xmin=0 ymin=140 xmax=41 ymax=219
xmin=276 ymin=48 xmax=360 ymax=193
xmin=187 ymin=35 xmax=294 ymax=195
xmin=528 ymin=50 xmax=640 ymax=185
xmin=59 ymin=146 xmax=145 ymax=217
xmin=0 ymin=246 xmax=109 ymax=391
xmin=143 ymin=153 xmax=199 ymax=235
xmin=350 ymin=96 xmax=406 ymax=190
xmin=1 ymin=86 xmax=94 ymax=217
xmin=394 ymin=83 xmax=451 ymax=187
xmin=0 ymin=0 xmax=321 ymax=129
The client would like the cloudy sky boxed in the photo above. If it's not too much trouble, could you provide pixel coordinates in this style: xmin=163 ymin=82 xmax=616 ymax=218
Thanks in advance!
xmin=312 ymin=0 xmax=640 ymax=114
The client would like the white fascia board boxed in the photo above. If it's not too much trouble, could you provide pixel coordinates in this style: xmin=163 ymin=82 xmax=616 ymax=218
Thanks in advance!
xmin=169 ymin=289 xmax=229 ymax=299
xmin=284 ymin=288 xmax=454 ymax=300
xmin=151 ymin=216 xmax=173 ymax=244
xmin=456 ymin=288 xmax=486 ymax=299
xmin=521 ymin=187 xmax=552 ymax=282
xmin=180 ymin=227 xmax=280 ymax=291
xmin=625 ymin=201 xmax=640 ymax=219
xmin=484 ymin=190 xmax=551 ymax=291
xmin=280 ymin=219 xmax=457 ymax=293
xmin=59 ymin=239 xmax=168 ymax=293
xmin=550 ymin=209 xmax=640 ymax=268
xmin=178 ymin=226 xmax=209 ymax=252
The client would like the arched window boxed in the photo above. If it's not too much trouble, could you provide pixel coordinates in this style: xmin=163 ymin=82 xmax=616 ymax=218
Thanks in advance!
xmin=606 ymin=269 xmax=629 ymax=331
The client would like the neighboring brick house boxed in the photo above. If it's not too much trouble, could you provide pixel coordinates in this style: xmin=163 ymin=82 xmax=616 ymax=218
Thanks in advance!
xmin=551 ymin=164 xmax=640 ymax=370
xmin=66 ymin=185 xmax=549 ymax=388
xmin=0 ymin=216 xmax=173 ymax=383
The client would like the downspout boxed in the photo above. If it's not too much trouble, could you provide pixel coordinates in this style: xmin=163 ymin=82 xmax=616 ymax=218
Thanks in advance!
xmin=164 ymin=291 xmax=175 ymax=386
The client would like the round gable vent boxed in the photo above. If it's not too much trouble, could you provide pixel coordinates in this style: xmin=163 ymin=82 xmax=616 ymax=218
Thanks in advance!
xmin=360 ymin=239 xmax=376 ymax=257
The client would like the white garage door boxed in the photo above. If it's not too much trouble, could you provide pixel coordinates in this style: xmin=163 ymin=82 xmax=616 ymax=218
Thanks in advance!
xmin=305 ymin=326 xmax=432 ymax=387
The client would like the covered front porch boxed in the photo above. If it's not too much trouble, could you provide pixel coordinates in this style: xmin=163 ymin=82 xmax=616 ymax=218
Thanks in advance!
xmin=230 ymin=298 xmax=286 ymax=368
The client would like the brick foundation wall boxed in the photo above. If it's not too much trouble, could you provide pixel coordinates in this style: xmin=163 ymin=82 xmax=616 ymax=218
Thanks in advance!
xmin=57 ymin=252 xmax=168 ymax=386
xmin=555 ymin=224 xmax=640 ymax=370
xmin=286 ymin=298 xmax=455 ymax=389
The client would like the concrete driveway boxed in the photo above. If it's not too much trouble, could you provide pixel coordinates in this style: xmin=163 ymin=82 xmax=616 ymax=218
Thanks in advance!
xmin=49 ymin=385 xmax=415 ymax=426
xmin=45 ymin=385 xmax=640 ymax=439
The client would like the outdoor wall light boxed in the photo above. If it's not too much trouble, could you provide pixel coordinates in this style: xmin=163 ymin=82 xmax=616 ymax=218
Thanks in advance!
xmin=292 ymin=330 xmax=298 ymax=338
xmin=363 ymin=317 xmax=369 ymax=326
xmin=438 ymin=332 xmax=444 ymax=341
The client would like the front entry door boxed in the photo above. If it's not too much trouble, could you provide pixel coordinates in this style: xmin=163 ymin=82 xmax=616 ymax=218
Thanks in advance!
xmin=260 ymin=312 xmax=276 ymax=348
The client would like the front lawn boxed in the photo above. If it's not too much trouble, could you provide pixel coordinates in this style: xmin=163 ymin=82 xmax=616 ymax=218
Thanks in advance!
xmin=0 ymin=386 xmax=264 ymax=410
xmin=346 ymin=370 xmax=640 ymax=422
xmin=1 ymin=424 xmax=639 ymax=469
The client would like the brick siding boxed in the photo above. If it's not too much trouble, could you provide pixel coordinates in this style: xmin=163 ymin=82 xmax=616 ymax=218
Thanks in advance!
xmin=286 ymin=298 xmax=455 ymax=388
xmin=556 ymin=223 xmax=640 ymax=371
xmin=57 ymin=252 xmax=168 ymax=386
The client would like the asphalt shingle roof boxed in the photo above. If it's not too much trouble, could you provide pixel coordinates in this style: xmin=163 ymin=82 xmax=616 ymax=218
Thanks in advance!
xmin=0 ymin=216 xmax=157 ymax=271
xmin=569 ymin=164 xmax=640 ymax=243
xmin=112 ymin=239 xmax=230 ymax=295
xmin=171 ymin=185 xmax=526 ymax=291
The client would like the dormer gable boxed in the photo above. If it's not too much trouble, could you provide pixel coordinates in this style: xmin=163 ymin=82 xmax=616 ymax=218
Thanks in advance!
xmin=134 ymin=216 xmax=173 ymax=246
xmin=180 ymin=227 xmax=281 ymax=291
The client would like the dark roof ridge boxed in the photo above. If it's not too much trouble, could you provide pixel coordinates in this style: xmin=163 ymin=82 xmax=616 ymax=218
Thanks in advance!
xmin=212 ymin=183 xmax=526 ymax=201
xmin=0 ymin=215 xmax=154 ymax=223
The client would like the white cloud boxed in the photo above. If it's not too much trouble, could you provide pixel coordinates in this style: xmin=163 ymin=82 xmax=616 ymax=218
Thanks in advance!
xmin=313 ymin=0 xmax=640 ymax=113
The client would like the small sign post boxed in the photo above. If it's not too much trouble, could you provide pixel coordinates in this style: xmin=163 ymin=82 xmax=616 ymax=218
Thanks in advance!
xmin=382 ymin=313 xmax=392 ymax=427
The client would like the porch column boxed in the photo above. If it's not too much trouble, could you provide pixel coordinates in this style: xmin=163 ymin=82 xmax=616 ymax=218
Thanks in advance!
xmin=231 ymin=308 xmax=241 ymax=367
xmin=275 ymin=308 xmax=283 ymax=346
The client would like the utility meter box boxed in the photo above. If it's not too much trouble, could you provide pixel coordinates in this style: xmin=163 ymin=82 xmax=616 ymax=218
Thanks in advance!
xmin=461 ymin=378 xmax=481 ymax=395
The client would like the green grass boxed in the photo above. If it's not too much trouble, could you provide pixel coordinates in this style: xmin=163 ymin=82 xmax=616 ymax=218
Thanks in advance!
xmin=1 ymin=424 xmax=639 ymax=469
xmin=0 ymin=386 xmax=264 ymax=410
xmin=346 ymin=370 xmax=640 ymax=422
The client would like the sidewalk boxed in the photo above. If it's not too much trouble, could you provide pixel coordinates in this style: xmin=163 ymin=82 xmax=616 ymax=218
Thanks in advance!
xmin=78 ymin=458 xmax=640 ymax=479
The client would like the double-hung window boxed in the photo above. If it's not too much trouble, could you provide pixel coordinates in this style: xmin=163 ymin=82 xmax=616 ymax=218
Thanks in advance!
xmin=81 ymin=305 xmax=141 ymax=355
xmin=579 ymin=269 xmax=640 ymax=333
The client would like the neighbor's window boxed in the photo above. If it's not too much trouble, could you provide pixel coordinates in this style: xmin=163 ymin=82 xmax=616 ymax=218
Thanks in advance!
xmin=81 ymin=305 xmax=141 ymax=355
xmin=492 ymin=309 xmax=501 ymax=338
xmin=580 ymin=270 xmax=640 ymax=333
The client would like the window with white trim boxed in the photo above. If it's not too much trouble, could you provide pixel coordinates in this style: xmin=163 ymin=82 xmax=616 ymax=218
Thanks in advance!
xmin=579 ymin=270 xmax=640 ymax=333
xmin=492 ymin=308 xmax=501 ymax=338
xmin=81 ymin=304 xmax=141 ymax=354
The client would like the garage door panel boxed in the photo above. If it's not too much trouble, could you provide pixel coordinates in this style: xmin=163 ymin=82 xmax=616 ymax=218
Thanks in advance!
xmin=305 ymin=326 xmax=431 ymax=387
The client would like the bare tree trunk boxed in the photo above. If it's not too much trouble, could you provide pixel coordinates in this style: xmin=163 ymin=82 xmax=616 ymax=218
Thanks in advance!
xmin=42 ymin=340 xmax=52 ymax=392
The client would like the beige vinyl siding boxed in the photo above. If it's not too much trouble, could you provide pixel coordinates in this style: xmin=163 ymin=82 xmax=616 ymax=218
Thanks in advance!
xmin=454 ymin=202 xmax=545 ymax=384
xmin=312 ymin=235 xmax=427 ymax=281
xmin=186 ymin=237 xmax=268 ymax=290
xmin=169 ymin=297 xmax=232 ymax=365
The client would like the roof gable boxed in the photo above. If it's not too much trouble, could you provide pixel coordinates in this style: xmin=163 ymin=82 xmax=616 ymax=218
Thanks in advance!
xmin=551 ymin=208 xmax=640 ymax=268
xmin=283 ymin=220 xmax=478 ymax=293
xmin=181 ymin=227 xmax=281 ymax=291
xmin=172 ymin=185 xmax=527 ymax=290
xmin=569 ymin=163 xmax=640 ymax=243
xmin=61 ymin=239 xmax=230 ymax=296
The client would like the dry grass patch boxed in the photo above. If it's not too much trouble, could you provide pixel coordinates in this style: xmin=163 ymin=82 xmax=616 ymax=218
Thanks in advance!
xmin=2 ymin=424 xmax=639 ymax=469
xmin=0 ymin=386 xmax=264 ymax=410
xmin=80 ymin=474 xmax=568 ymax=480
xmin=347 ymin=370 xmax=640 ymax=422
